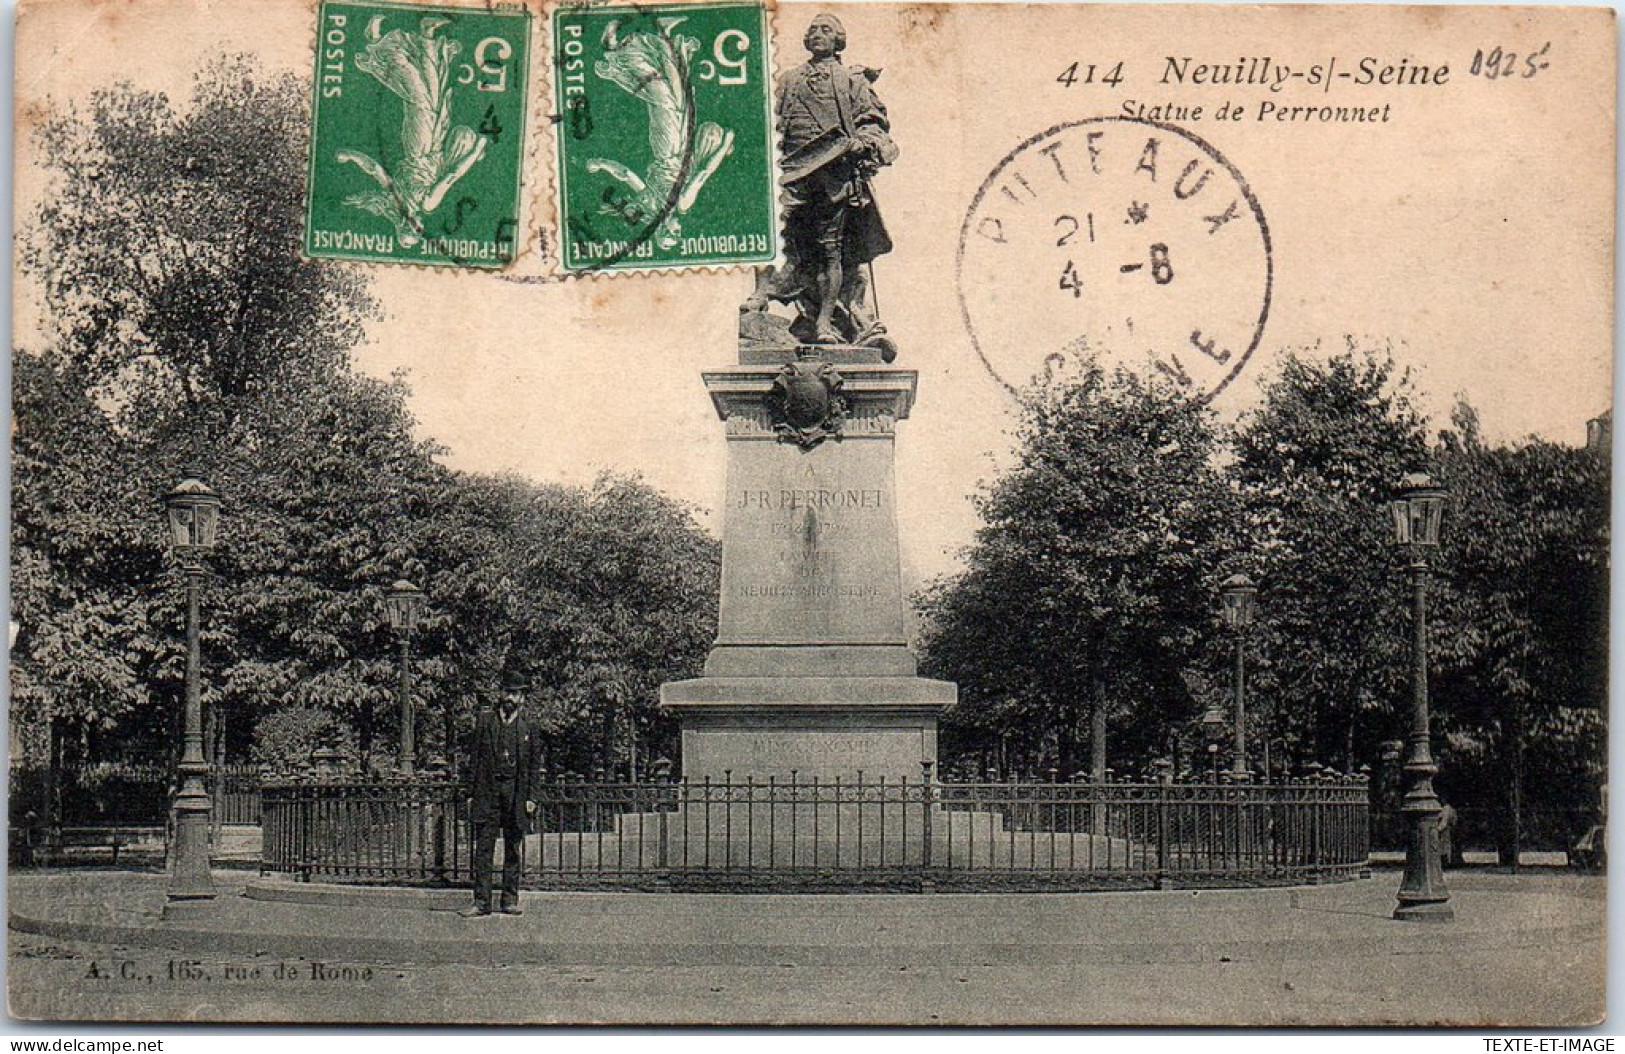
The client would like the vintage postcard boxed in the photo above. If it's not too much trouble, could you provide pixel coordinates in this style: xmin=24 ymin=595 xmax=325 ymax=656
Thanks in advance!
xmin=8 ymin=0 xmax=1613 ymax=1028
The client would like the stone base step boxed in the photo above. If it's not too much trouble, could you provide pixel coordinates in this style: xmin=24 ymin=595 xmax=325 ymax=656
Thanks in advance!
xmin=527 ymin=826 xmax=1140 ymax=871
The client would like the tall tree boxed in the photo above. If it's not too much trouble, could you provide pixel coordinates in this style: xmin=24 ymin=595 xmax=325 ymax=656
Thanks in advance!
xmin=23 ymin=60 xmax=374 ymax=452
xmin=515 ymin=474 xmax=720 ymax=776
xmin=15 ymin=60 xmax=724 ymax=784
xmin=1228 ymin=345 xmax=1430 ymax=773
xmin=14 ymin=58 xmax=409 ymax=768
xmin=408 ymin=471 xmax=720 ymax=777
xmin=10 ymin=351 xmax=168 ymax=764
xmin=1429 ymin=404 xmax=1609 ymax=858
xmin=918 ymin=361 xmax=1240 ymax=777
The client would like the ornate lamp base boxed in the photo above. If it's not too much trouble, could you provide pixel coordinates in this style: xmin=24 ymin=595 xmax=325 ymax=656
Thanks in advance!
xmin=164 ymin=779 xmax=217 ymax=919
xmin=1393 ymin=900 xmax=1456 ymax=923
xmin=1393 ymin=791 xmax=1453 ymax=923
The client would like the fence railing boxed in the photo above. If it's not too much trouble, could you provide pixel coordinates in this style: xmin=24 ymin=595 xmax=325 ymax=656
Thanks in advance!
xmin=9 ymin=762 xmax=265 ymax=829
xmin=214 ymin=764 xmax=263 ymax=825
xmin=261 ymin=775 xmax=1370 ymax=891
xmin=9 ymin=763 xmax=171 ymax=828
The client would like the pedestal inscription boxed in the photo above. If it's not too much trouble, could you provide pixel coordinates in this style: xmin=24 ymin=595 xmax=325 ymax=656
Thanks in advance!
xmin=681 ymin=729 xmax=930 ymax=781
xmin=721 ymin=441 xmax=904 ymax=647
xmin=660 ymin=358 xmax=956 ymax=782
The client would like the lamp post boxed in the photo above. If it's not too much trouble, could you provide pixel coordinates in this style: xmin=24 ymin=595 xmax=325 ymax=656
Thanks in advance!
xmin=163 ymin=471 xmax=222 ymax=916
xmin=1390 ymin=471 xmax=1453 ymax=922
xmin=384 ymin=579 xmax=427 ymax=776
xmin=1220 ymin=573 xmax=1258 ymax=780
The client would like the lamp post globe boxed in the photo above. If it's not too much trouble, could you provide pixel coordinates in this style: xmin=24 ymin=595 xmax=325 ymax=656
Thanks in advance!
xmin=162 ymin=471 xmax=222 ymax=917
xmin=385 ymin=579 xmax=427 ymax=776
xmin=1220 ymin=573 xmax=1258 ymax=779
xmin=1219 ymin=573 xmax=1258 ymax=630
xmin=1391 ymin=472 xmax=1453 ymax=922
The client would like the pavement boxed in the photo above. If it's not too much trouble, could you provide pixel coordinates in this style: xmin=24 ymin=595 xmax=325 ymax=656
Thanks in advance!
xmin=5 ymin=866 xmax=1607 ymax=1026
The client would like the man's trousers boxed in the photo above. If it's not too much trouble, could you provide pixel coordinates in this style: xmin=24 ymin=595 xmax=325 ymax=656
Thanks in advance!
xmin=471 ymin=786 xmax=525 ymax=907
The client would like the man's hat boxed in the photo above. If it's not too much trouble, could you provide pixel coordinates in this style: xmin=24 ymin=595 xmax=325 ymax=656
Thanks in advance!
xmin=500 ymin=672 xmax=529 ymax=694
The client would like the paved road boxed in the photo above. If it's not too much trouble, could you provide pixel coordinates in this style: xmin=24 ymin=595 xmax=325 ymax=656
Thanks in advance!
xmin=7 ymin=869 xmax=1605 ymax=1026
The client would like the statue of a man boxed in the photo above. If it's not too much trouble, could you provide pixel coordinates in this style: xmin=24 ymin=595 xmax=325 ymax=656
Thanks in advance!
xmin=744 ymin=14 xmax=899 ymax=355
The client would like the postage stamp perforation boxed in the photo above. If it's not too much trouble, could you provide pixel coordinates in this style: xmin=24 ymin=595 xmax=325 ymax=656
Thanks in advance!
xmin=506 ymin=0 xmax=560 ymax=276
xmin=530 ymin=0 xmax=569 ymax=281
xmin=760 ymin=0 xmax=786 ymax=277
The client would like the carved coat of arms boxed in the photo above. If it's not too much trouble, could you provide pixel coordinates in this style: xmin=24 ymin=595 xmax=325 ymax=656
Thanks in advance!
xmin=765 ymin=361 xmax=846 ymax=449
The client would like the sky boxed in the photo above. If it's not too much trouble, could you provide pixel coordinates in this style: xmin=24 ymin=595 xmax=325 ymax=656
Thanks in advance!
xmin=12 ymin=0 xmax=1615 ymax=591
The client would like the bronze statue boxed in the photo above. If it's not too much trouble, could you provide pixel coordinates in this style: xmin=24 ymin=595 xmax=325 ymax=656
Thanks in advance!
xmin=741 ymin=14 xmax=899 ymax=359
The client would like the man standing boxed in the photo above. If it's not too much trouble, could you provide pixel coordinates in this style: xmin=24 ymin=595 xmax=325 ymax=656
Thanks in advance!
xmin=460 ymin=674 xmax=543 ymax=917
xmin=744 ymin=13 xmax=899 ymax=352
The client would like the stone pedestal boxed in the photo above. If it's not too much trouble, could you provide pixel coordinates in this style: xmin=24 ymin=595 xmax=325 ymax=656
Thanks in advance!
xmin=660 ymin=348 xmax=956 ymax=782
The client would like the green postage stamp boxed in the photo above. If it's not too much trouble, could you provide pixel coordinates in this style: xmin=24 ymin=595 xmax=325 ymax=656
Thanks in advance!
xmin=552 ymin=2 xmax=777 ymax=273
xmin=306 ymin=0 xmax=532 ymax=268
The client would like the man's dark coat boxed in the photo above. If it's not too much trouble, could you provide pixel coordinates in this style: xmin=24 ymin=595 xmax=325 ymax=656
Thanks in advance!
xmin=469 ymin=706 xmax=545 ymax=828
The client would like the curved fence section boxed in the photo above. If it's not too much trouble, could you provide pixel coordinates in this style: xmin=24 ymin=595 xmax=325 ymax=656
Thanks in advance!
xmin=261 ymin=775 xmax=1369 ymax=892
xmin=262 ymin=780 xmax=471 ymax=884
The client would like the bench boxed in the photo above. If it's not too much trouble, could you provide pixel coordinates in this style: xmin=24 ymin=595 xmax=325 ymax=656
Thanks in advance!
xmin=50 ymin=826 xmax=166 ymax=865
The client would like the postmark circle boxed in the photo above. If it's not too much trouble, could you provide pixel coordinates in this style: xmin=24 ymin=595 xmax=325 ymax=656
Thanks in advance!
xmin=956 ymin=117 xmax=1272 ymax=401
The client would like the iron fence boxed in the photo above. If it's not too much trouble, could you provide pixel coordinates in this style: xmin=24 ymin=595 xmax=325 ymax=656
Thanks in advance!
xmin=262 ymin=774 xmax=1369 ymax=891
xmin=10 ymin=763 xmax=170 ymax=827
xmin=10 ymin=762 xmax=265 ymax=829
xmin=261 ymin=780 xmax=468 ymax=884
xmin=213 ymin=764 xmax=263 ymax=825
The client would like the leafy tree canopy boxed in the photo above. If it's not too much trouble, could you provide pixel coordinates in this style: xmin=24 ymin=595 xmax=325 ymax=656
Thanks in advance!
xmin=921 ymin=340 xmax=1606 ymax=843
xmin=919 ymin=359 xmax=1239 ymax=774
xmin=1228 ymin=343 xmax=1430 ymax=769
xmin=13 ymin=60 xmax=720 ymax=780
